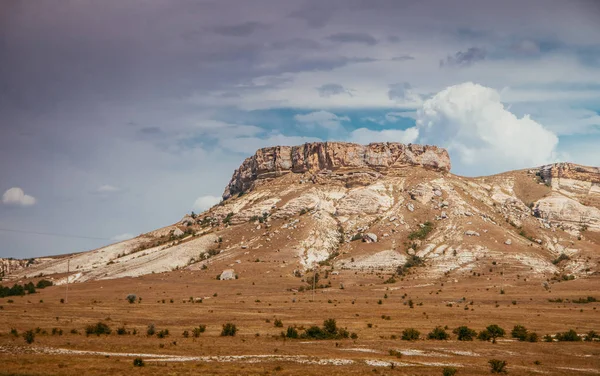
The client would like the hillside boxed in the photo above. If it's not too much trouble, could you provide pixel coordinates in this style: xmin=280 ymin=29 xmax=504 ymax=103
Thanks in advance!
xmin=4 ymin=142 xmax=599 ymax=285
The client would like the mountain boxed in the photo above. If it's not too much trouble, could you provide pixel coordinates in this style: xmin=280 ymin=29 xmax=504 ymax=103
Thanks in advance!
xmin=3 ymin=142 xmax=599 ymax=284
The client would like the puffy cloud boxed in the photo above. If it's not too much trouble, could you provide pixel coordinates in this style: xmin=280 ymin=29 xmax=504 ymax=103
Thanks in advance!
xmin=192 ymin=195 xmax=222 ymax=212
xmin=416 ymin=82 xmax=559 ymax=175
xmin=2 ymin=187 xmax=36 ymax=206
xmin=294 ymin=111 xmax=350 ymax=130
xmin=347 ymin=127 xmax=419 ymax=144
xmin=112 ymin=233 xmax=134 ymax=242
xmin=440 ymin=47 xmax=487 ymax=67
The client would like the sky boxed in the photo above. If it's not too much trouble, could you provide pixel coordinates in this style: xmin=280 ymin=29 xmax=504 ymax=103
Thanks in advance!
xmin=1 ymin=0 xmax=600 ymax=258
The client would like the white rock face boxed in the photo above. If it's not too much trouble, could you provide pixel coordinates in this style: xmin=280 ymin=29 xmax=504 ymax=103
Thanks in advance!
xmin=505 ymin=239 xmax=512 ymax=245
xmin=219 ymin=269 xmax=236 ymax=280
xmin=363 ymin=233 xmax=378 ymax=243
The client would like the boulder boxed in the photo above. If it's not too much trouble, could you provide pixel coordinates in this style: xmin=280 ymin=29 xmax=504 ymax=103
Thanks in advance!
xmin=363 ymin=233 xmax=378 ymax=243
xmin=464 ymin=230 xmax=480 ymax=237
xmin=504 ymin=239 xmax=512 ymax=245
xmin=219 ymin=269 xmax=236 ymax=280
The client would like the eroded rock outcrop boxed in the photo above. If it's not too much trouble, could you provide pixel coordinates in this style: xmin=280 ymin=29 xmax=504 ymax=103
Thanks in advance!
xmin=223 ymin=142 xmax=450 ymax=199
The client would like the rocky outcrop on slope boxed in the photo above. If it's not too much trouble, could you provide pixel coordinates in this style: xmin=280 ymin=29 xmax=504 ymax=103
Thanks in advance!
xmin=1 ymin=258 xmax=32 ymax=277
xmin=223 ymin=142 xmax=451 ymax=199
xmin=539 ymin=163 xmax=600 ymax=194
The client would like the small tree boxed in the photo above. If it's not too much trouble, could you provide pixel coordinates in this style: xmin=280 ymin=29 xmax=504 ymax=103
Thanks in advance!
xmin=146 ymin=323 xmax=156 ymax=336
xmin=511 ymin=325 xmax=528 ymax=341
xmin=401 ymin=328 xmax=420 ymax=341
xmin=481 ymin=325 xmax=505 ymax=344
xmin=556 ymin=329 xmax=581 ymax=342
xmin=286 ymin=326 xmax=299 ymax=339
xmin=453 ymin=326 xmax=477 ymax=341
xmin=126 ymin=294 xmax=137 ymax=304
xmin=221 ymin=323 xmax=237 ymax=336
xmin=133 ymin=358 xmax=144 ymax=367
xmin=488 ymin=359 xmax=507 ymax=374
xmin=428 ymin=326 xmax=449 ymax=340
xmin=442 ymin=367 xmax=458 ymax=376
xmin=323 ymin=319 xmax=337 ymax=334
xmin=23 ymin=330 xmax=35 ymax=344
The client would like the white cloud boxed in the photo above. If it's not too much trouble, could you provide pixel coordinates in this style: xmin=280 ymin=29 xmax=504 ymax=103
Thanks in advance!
xmin=347 ymin=127 xmax=419 ymax=144
xmin=96 ymin=185 xmax=121 ymax=193
xmin=112 ymin=233 xmax=134 ymax=241
xmin=294 ymin=110 xmax=350 ymax=130
xmin=385 ymin=111 xmax=418 ymax=122
xmin=2 ymin=187 xmax=36 ymax=207
xmin=192 ymin=195 xmax=222 ymax=212
xmin=416 ymin=82 xmax=559 ymax=175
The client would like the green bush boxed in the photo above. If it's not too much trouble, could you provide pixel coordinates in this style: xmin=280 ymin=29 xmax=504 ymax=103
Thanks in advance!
xmin=526 ymin=332 xmax=539 ymax=342
xmin=221 ymin=323 xmax=237 ymax=336
xmin=300 ymin=319 xmax=349 ymax=340
xmin=408 ymin=222 xmax=433 ymax=240
xmin=401 ymin=328 xmax=420 ymax=341
xmin=584 ymin=330 xmax=599 ymax=341
xmin=442 ymin=367 xmax=458 ymax=376
xmin=156 ymin=329 xmax=169 ymax=338
xmin=36 ymin=279 xmax=53 ymax=289
xmin=453 ymin=326 xmax=477 ymax=341
xmin=146 ymin=324 xmax=156 ymax=336
xmin=511 ymin=325 xmax=528 ymax=341
xmin=85 ymin=322 xmax=111 ymax=336
xmin=428 ymin=326 xmax=449 ymax=340
xmin=192 ymin=325 xmax=206 ymax=338
xmin=133 ymin=358 xmax=144 ymax=367
xmin=488 ymin=359 xmax=507 ymax=374
xmin=555 ymin=329 xmax=581 ymax=342
xmin=23 ymin=330 xmax=35 ymax=344
xmin=285 ymin=326 xmax=298 ymax=339
xmin=479 ymin=325 xmax=505 ymax=343
xmin=126 ymin=294 xmax=136 ymax=304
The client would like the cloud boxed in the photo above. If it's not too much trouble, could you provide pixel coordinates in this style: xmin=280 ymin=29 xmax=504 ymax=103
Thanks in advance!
xmin=388 ymin=83 xmax=422 ymax=103
xmin=112 ymin=233 xmax=134 ymax=242
xmin=326 ymin=32 xmax=378 ymax=46
xmin=440 ymin=47 xmax=487 ymax=67
xmin=2 ymin=187 xmax=36 ymax=206
xmin=512 ymin=40 xmax=541 ymax=55
xmin=192 ymin=195 xmax=222 ymax=212
xmin=415 ymin=82 xmax=559 ymax=175
xmin=288 ymin=3 xmax=336 ymax=28
xmin=294 ymin=111 xmax=350 ymax=130
xmin=212 ymin=22 xmax=269 ymax=37
xmin=347 ymin=127 xmax=419 ymax=144
xmin=317 ymin=83 xmax=353 ymax=97
xmin=385 ymin=111 xmax=417 ymax=122
xmin=96 ymin=185 xmax=121 ymax=193
xmin=391 ymin=55 xmax=415 ymax=61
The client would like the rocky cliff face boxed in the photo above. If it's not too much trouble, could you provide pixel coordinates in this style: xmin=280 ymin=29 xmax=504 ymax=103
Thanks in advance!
xmin=0 ymin=258 xmax=31 ymax=277
xmin=223 ymin=142 xmax=451 ymax=199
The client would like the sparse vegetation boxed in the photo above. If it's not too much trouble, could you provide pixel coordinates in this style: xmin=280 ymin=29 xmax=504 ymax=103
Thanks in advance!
xmin=453 ymin=326 xmax=477 ymax=341
xmin=442 ymin=367 xmax=458 ymax=376
xmin=478 ymin=325 xmax=505 ymax=344
xmin=126 ymin=294 xmax=136 ymax=304
xmin=133 ymin=358 xmax=144 ymax=367
xmin=401 ymin=328 xmax=420 ymax=341
xmin=488 ymin=359 xmax=507 ymax=374
xmin=221 ymin=323 xmax=237 ymax=336
xmin=552 ymin=253 xmax=570 ymax=265
xmin=23 ymin=330 xmax=35 ymax=344
xmin=85 ymin=322 xmax=111 ymax=336
xmin=408 ymin=221 xmax=433 ymax=240
xmin=555 ymin=329 xmax=581 ymax=342
xmin=428 ymin=326 xmax=450 ymax=340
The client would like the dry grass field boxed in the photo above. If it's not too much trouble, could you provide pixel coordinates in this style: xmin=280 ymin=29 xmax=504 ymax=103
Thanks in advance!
xmin=2 ymin=267 xmax=599 ymax=375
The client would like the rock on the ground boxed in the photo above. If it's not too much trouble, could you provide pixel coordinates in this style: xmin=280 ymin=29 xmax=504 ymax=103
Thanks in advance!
xmin=363 ymin=233 xmax=378 ymax=243
xmin=219 ymin=269 xmax=236 ymax=280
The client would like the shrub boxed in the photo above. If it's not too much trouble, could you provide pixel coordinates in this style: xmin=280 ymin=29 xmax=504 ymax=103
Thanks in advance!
xmin=274 ymin=319 xmax=283 ymax=328
xmin=117 ymin=326 xmax=127 ymax=335
xmin=526 ymin=332 xmax=539 ymax=342
xmin=301 ymin=319 xmax=349 ymax=340
xmin=479 ymin=325 xmax=505 ymax=343
xmin=488 ymin=359 xmax=507 ymax=374
xmin=453 ymin=326 xmax=477 ymax=341
xmin=182 ymin=330 xmax=189 ymax=338
xmin=442 ymin=367 xmax=458 ymax=376
xmin=552 ymin=253 xmax=570 ymax=265
xmin=126 ymin=294 xmax=136 ymax=304
xmin=428 ymin=326 xmax=449 ymax=340
xmin=147 ymin=324 xmax=156 ymax=336
xmin=10 ymin=328 xmax=18 ymax=337
xmin=85 ymin=322 xmax=111 ymax=336
xmin=36 ymin=279 xmax=53 ymax=289
xmin=350 ymin=332 xmax=358 ymax=339
xmin=285 ymin=326 xmax=298 ymax=339
xmin=51 ymin=328 xmax=63 ymax=336
xmin=23 ymin=330 xmax=35 ymax=344
xmin=389 ymin=349 xmax=402 ymax=358
xmin=156 ymin=329 xmax=169 ymax=338
xmin=584 ymin=330 xmax=599 ymax=341
xmin=192 ymin=325 xmax=206 ymax=337
xmin=555 ymin=329 xmax=581 ymax=342
xmin=221 ymin=323 xmax=237 ymax=336
xmin=543 ymin=334 xmax=553 ymax=342
xmin=133 ymin=358 xmax=144 ymax=367
xmin=401 ymin=328 xmax=420 ymax=341
xmin=511 ymin=325 xmax=528 ymax=341
xmin=408 ymin=222 xmax=433 ymax=240
xmin=323 ymin=318 xmax=337 ymax=334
